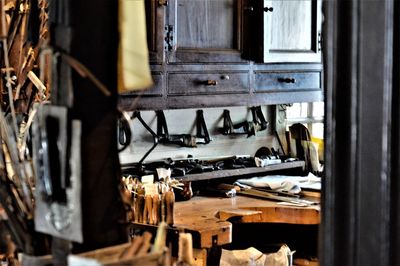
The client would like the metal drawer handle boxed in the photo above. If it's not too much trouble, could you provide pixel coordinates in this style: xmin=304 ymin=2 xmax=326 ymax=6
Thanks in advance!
xmin=278 ymin=78 xmax=296 ymax=84
xmin=263 ymin=7 xmax=273 ymax=12
xmin=205 ymin=80 xmax=218 ymax=86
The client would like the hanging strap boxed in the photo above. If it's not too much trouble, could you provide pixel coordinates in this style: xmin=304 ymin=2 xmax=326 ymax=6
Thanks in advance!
xmin=220 ymin=109 xmax=256 ymax=137
xmin=156 ymin=110 xmax=169 ymax=139
xmin=196 ymin=110 xmax=210 ymax=144
xmin=251 ymin=106 xmax=268 ymax=131
xmin=156 ymin=110 xmax=210 ymax=147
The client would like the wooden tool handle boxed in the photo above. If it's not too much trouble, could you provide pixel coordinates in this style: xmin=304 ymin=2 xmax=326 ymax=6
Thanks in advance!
xmin=161 ymin=193 xmax=166 ymax=222
xmin=135 ymin=195 xmax=145 ymax=223
xmin=120 ymin=235 xmax=144 ymax=259
xmin=217 ymin=183 xmax=240 ymax=192
xmin=152 ymin=194 xmax=161 ymax=225
xmin=178 ymin=233 xmax=195 ymax=265
xmin=137 ymin=231 xmax=153 ymax=256
xmin=165 ymin=191 xmax=175 ymax=226
xmin=144 ymin=195 xmax=153 ymax=224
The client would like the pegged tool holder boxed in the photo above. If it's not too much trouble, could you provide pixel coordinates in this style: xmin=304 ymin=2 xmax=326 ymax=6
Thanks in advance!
xmin=133 ymin=188 xmax=175 ymax=227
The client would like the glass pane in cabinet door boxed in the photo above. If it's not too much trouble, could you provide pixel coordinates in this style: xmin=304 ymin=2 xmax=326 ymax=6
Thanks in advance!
xmin=266 ymin=0 xmax=312 ymax=51
xmin=177 ymin=0 xmax=237 ymax=49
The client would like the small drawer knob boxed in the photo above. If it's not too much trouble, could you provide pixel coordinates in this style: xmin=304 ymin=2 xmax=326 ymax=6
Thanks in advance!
xmin=278 ymin=78 xmax=296 ymax=83
xmin=263 ymin=7 xmax=273 ymax=12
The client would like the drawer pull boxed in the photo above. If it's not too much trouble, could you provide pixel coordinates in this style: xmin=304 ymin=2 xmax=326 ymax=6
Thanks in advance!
xmin=205 ymin=80 xmax=218 ymax=86
xmin=278 ymin=78 xmax=296 ymax=84
xmin=263 ymin=7 xmax=273 ymax=12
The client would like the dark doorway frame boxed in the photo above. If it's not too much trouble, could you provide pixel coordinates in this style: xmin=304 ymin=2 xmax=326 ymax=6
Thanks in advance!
xmin=321 ymin=0 xmax=399 ymax=265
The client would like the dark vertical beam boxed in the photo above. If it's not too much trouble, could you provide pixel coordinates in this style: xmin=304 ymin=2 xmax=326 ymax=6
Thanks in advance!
xmin=356 ymin=0 xmax=392 ymax=265
xmin=322 ymin=0 xmax=394 ymax=265
xmin=321 ymin=0 xmax=359 ymax=265
xmin=390 ymin=0 xmax=400 ymax=265
xmin=70 ymin=0 xmax=127 ymax=251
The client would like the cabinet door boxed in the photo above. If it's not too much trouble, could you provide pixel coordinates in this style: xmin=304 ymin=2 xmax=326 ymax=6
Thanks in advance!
xmin=166 ymin=0 xmax=247 ymax=63
xmin=145 ymin=0 xmax=165 ymax=63
xmin=261 ymin=0 xmax=321 ymax=63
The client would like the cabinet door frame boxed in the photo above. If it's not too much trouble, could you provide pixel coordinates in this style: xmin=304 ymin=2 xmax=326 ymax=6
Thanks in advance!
xmin=146 ymin=0 xmax=165 ymax=64
xmin=261 ymin=0 xmax=322 ymax=63
xmin=166 ymin=0 xmax=249 ymax=63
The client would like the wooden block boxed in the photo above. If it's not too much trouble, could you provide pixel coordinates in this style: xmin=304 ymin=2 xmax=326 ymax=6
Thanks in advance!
xmin=192 ymin=248 xmax=207 ymax=266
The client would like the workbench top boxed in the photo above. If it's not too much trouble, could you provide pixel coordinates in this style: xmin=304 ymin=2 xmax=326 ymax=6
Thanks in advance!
xmin=173 ymin=195 xmax=320 ymax=248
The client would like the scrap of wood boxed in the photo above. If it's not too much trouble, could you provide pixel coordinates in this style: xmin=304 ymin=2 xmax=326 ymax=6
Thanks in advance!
xmin=216 ymin=209 xmax=263 ymax=223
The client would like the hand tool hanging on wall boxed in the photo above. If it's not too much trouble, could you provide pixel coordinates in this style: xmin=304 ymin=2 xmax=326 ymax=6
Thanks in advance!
xmin=220 ymin=107 xmax=268 ymax=137
xmin=195 ymin=110 xmax=210 ymax=144
xmin=156 ymin=110 xmax=211 ymax=147
xmin=251 ymin=106 xmax=268 ymax=131
xmin=117 ymin=110 xmax=132 ymax=152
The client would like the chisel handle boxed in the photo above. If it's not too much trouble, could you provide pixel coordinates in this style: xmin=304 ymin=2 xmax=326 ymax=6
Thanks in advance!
xmin=165 ymin=191 xmax=175 ymax=226
xmin=144 ymin=195 xmax=153 ymax=224
xmin=152 ymin=194 xmax=161 ymax=225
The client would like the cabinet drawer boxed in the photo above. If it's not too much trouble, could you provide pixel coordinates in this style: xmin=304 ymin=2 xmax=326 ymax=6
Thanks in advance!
xmin=254 ymin=72 xmax=321 ymax=92
xmin=168 ymin=72 xmax=249 ymax=95
xmin=141 ymin=73 xmax=163 ymax=96
xmin=128 ymin=72 xmax=163 ymax=96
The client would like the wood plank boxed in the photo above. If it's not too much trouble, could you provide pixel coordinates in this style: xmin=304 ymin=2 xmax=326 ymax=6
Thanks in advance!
xmin=176 ymin=161 xmax=305 ymax=181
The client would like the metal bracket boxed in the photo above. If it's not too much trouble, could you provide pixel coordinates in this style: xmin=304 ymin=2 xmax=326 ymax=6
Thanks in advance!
xmin=158 ymin=0 xmax=168 ymax=6
xmin=318 ymin=31 xmax=322 ymax=52
xmin=164 ymin=25 xmax=174 ymax=51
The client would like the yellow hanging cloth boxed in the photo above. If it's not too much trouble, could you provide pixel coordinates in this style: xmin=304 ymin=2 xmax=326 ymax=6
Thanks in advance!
xmin=118 ymin=0 xmax=153 ymax=93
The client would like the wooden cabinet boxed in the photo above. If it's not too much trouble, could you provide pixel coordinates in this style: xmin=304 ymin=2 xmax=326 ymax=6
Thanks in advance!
xmin=166 ymin=0 xmax=246 ymax=63
xmin=118 ymin=0 xmax=323 ymax=111
xmin=254 ymin=0 xmax=322 ymax=63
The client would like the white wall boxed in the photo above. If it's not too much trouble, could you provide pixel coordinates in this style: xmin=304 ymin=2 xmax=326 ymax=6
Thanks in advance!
xmin=119 ymin=106 xmax=280 ymax=164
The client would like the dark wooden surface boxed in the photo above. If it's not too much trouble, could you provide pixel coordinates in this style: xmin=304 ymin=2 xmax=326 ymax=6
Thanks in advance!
xmin=168 ymin=0 xmax=245 ymax=63
xmin=176 ymin=0 xmax=236 ymax=49
xmin=322 ymin=0 xmax=397 ymax=265
xmin=118 ymin=0 xmax=323 ymax=110
xmin=145 ymin=0 xmax=165 ymax=64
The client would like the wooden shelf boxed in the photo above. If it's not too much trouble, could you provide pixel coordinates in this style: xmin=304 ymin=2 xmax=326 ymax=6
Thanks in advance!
xmin=175 ymin=161 xmax=305 ymax=182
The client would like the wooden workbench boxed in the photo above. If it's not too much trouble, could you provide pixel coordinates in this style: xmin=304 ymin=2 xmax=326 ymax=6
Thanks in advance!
xmin=174 ymin=195 xmax=320 ymax=248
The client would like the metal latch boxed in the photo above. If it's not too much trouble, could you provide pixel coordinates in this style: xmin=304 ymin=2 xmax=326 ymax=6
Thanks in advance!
xmin=164 ymin=25 xmax=174 ymax=51
xmin=158 ymin=0 xmax=168 ymax=6
xmin=318 ymin=31 xmax=322 ymax=51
